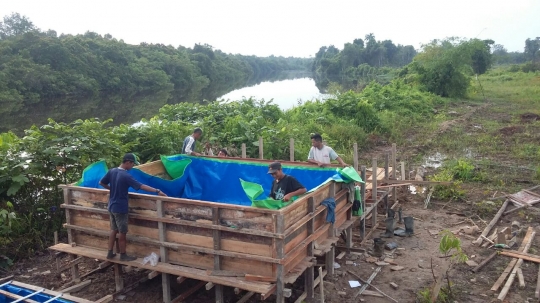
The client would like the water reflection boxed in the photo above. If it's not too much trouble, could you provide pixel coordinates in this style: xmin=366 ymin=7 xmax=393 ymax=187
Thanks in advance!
xmin=2 ymin=71 xmax=316 ymax=135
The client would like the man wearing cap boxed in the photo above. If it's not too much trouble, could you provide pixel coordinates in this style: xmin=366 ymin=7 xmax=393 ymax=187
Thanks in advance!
xmin=181 ymin=128 xmax=203 ymax=156
xmin=307 ymin=133 xmax=348 ymax=167
xmin=99 ymin=153 xmax=167 ymax=261
xmin=268 ymin=162 xmax=307 ymax=202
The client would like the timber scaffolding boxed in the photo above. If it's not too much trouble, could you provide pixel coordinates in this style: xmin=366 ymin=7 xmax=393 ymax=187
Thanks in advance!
xmin=48 ymin=139 xmax=405 ymax=303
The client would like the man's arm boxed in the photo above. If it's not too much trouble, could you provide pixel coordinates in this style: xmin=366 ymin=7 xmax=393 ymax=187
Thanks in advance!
xmin=99 ymin=171 xmax=111 ymax=189
xmin=307 ymin=148 xmax=325 ymax=167
xmin=329 ymin=148 xmax=348 ymax=167
xmin=99 ymin=182 xmax=110 ymax=190
xmin=283 ymin=176 xmax=307 ymax=201
xmin=140 ymin=184 xmax=167 ymax=197
xmin=184 ymin=137 xmax=201 ymax=156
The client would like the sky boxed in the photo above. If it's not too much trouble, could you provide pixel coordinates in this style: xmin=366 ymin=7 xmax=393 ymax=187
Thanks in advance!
xmin=1 ymin=0 xmax=539 ymax=57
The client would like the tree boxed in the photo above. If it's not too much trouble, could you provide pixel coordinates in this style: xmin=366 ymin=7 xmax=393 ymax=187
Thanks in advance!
xmin=0 ymin=13 xmax=38 ymax=39
xmin=525 ymin=38 xmax=540 ymax=63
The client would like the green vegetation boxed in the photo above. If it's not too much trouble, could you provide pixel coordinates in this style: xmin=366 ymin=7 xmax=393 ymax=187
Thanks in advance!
xmin=0 ymin=13 xmax=311 ymax=105
xmin=312 ymin=33 xmax=416 ymax=89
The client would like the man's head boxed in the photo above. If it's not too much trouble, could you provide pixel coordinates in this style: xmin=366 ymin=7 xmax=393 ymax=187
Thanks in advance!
xmin=218 ymin=149 xmax=228 ymax=157
xmin=267 ymin=162 xmax=284 ymax=180
xmin=121 ymin=153 xmax=140 ymax=170
xmin=193 ymin=128 xmax=203 ymax=140
xmin=311 ymin=133 xmax=323 ymax=148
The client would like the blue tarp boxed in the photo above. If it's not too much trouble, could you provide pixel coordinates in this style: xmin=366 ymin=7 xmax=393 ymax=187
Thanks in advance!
xmin=0 ymin=284 xmax=73 ymax=303
xmin=76 ymin=155 xmax=344 ymax=206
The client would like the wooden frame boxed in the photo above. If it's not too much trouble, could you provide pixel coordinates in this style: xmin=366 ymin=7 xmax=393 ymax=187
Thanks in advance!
xmin=52 ymin=156 xmax=353 ymax=303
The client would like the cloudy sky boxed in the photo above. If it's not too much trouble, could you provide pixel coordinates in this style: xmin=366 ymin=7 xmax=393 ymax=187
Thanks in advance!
xmin=2 ymin=0 xmax=538 ymax=57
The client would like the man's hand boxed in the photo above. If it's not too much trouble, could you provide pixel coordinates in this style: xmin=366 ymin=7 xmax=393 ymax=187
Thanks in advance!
xmin=283 ymin=193 xmax=294 ymax=202
xmin=317 ymin=162 xmax=327 ymax=167
xmin=341 ymin=163 xmax=349 ymax=168
xmin=158 ymin=191 xmax=168 ymax=197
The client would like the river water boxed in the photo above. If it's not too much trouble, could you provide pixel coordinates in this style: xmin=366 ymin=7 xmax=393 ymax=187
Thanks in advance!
xmin=2 ymin=75 xmax=327 ymax=135
xmin=219 ymin=77 xmax=330 ymax=110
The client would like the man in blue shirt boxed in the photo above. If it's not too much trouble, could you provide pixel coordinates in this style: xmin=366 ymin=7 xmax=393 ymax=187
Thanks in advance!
xmin=99 ymin=153 xmax=167 ymax=261
xmin=181 ymin=128 xmax=203 ymax=156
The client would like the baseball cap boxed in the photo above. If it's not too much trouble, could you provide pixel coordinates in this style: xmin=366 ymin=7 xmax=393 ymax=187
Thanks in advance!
xmin=123 ymin=153 xmax=140 ymax=165
xmin=267 ymin=162 xmax=282 ymax=174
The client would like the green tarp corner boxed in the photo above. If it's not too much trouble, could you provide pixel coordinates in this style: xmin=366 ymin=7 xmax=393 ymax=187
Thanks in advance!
xmin=160 ymin=155 xmax=192 ymax=179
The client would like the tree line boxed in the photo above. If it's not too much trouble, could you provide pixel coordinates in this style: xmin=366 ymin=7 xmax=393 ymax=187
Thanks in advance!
xmin=0 ymin=13 xmax=311 ymax=105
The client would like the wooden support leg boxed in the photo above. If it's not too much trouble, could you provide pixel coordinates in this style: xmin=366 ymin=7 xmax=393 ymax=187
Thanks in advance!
xmin=360 ymin=166 xmax=367 ymax=240
xmin=345 ymin=226 xmax=353 ymax=251
xmin=114 ymin=264 xmax=124 ymax=292
xmin=157 ymin=200 xmax=171 ymax=303
xmin=305 ymin=263 xmax=314 ymax=300
xmin=276 ymin=264 xmax=285 ymax=303
xmin=326 ymin=246 xmax=335 ymax=276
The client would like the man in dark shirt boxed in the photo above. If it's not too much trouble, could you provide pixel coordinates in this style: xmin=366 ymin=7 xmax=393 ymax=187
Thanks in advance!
xmin=99 ymin=153 xmax=167 ymax=261
xmin=268 ymin=162 xmax=307 ymax=201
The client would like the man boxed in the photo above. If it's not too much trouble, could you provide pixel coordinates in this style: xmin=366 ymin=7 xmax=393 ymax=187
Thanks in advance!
xmin=203 ymin=142 xmax=214 ymax=156
xmin=99 ymin=153 xmax=167 ymax=261
xmin=307 ymin=133 xmax=348 ymax=167
xmin=268 ymin=162 xmax=307 ymax=202
xmin=217 ymin=149 xmax=228 ymax=157
xmin=181 ymin=128 xmax=203 ymax=156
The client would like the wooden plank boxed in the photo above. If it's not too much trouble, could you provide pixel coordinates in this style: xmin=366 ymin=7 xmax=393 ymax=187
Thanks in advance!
xmin=294 ymin=270 xmax=327 ymax=303
xmin=114 ymin=264 xmax=123 ymax=292
xmin=391 ymin=143 xmax=397 ymax=203
xmin=148 ymin=270 xmax=160 ymax=280
xmin=259 ymin=137 xmax=263 ymax=159
xmin=62 ymin=280 xmax=91 ymax=293
xmin=491 ymin=227 xmax=534 ymax=291
xmin=212 ymin=207 xmax=224 ymax=303
xmin=473 ymin=200 xmax=509 ymax=245
xmin=171 ymin=280 xmax=205 ymax=303
xmin=517 ymin=268 xmax=525 ymax=288
xmin=355 ymin=267 xmax=382 ymax=298
xmin=49 ymin=244 xmax=274 ymax=294
xmin=94 ymin=295 xmax=113 ymax=303
xmin=8 ymin=281 xmax=92 ymax=303
xmin=536 ymin=264 xmax=540 ymax=298
xmin=500 ymin=250 xmax=540 ymax=263
xmin=471 ymin=251 xmax=498 ymax=273
xmin=241 ymin=143 xmax=246 ymax=158
xmin=237 ymin=291 xmax=255 ymax=303
xmin=498 ymin=230 xmax=536 ymax=300
xmin=244 ymin=274 xmax=277 ymax=282
xmin=290 ymin=138 xmax=294 ymax=162
xmin=65 ymin=224 xmax=280 ymax=264
xmin=0 ymin=289 xmax=40 ymax=303
xmin=56 ymin=257 xmax=83 ymax=274
xmin=206 ymin=270 xmax=245 ymax=277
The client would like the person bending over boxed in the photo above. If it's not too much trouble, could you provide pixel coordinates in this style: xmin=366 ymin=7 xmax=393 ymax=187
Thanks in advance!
xmin=267 ymin=162 xmax=306 ymax=202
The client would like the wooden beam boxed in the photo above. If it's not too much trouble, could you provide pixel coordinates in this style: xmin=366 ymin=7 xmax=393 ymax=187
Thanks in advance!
xmin=0 ymin=289 xmax=40 ymax=303
xmin=62 ymin=280 xmax=91 ymax=293
xmin=473 ymin=200 xmax=509 ymax=245
xmin=500 ymin=250 xmax=540 ymax=263
xmin=498 ymin=230 xmax=535 ymax=301
xmin=114 ymin=264 xmax=123 ymax=292
xmin=241 ymin=143 xmax=246 ymax=158
xmin=171 ymin=280 xmax=205 ymax=303
xmin=94 ymin=295 xmax=113 ymax=303
xmin=148 ymin=270 xmax=160 ymax=280
xmin=157 ymin=200 xmax=171 ymax=303
xmin=391 ymin=143 xmax=397 ymax=203
xmin=176 ymin=276 xmax=187 ymax=284
xmin=290 ymin=138 xmax=294 ymax=162
xmin=517 ymin=268 xmax=525 ymax=288
xmin=258 ymin=137 xmax=263 ymax=159
xmin=355 ymin=267 xmax=382 ymax=298
xmin=491 ymin=228 xmax=533 ymax=291
xmin=244 ymin=274 xmax=276 ymax=283
xmin=471 ymin=251 xmax=498 ymax=273
xmin=380 ymin=179 xmax=453 ymax=185
xmin=205 ymin=282 xmax=215 ymax=290
xmin=294 ymin=270 xmax=327 ymax=303
xmin=536 ymin=264 xmax=540 ymax=298
xmin=206 ymin=270 xmax=245 ymax=277
xmin=237 ymin=291 xmax=254 ymax=303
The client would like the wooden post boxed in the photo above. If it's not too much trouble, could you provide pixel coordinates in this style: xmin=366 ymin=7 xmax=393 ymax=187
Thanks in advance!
xmin=241 ymin=143 xmax=246 ymax=158
xmin=391 ymin=144 xmax=397 ymax=203
xmin=353 ymin=143 xmax=359 ymax=172
xmin=304 ymin=197 xmax=315 ymax=300
xmin=371 ymin=158 xmax=378 ymax=230
xmin=360 ymin=166 xmax=366 ymax=240
xmin=384 ymin=152 xmax=389 ymax=214
xmin=318 ymin=267 xmax=325 ymax=303
xmin=290 ymin=138 xmax=294 ymax=162
xmin=64 ymin=188 xmax=80 ymax=282
xmin=535 ymin=264 xmax=540 ymax=298
xmin=326 ymin=183 xmax=336 ymax=276
xmin=258 ymin=137 xmax=263 ymax=160
xmin=400 ymin=162 xmax=405 ymax=181
xmin=114 ymin=264 xmax=124 ymax=292
xmin=54 ymin=231 xmax=58 ymax=245
xmin=212 ymin=207 xmax=223 ymax=303
xmin=275 ymin=215 xmax=285 ymax=303
xmin=157 ymin=200 xmax=171 ymax=303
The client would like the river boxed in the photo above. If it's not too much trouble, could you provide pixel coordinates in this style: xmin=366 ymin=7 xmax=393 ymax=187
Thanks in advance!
xmin=2 ymin=74 xmax=328 ymax=135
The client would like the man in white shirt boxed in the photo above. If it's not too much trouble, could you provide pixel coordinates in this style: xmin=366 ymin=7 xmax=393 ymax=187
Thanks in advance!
xmin=307 ymin=133 xmax=348 ymax=167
